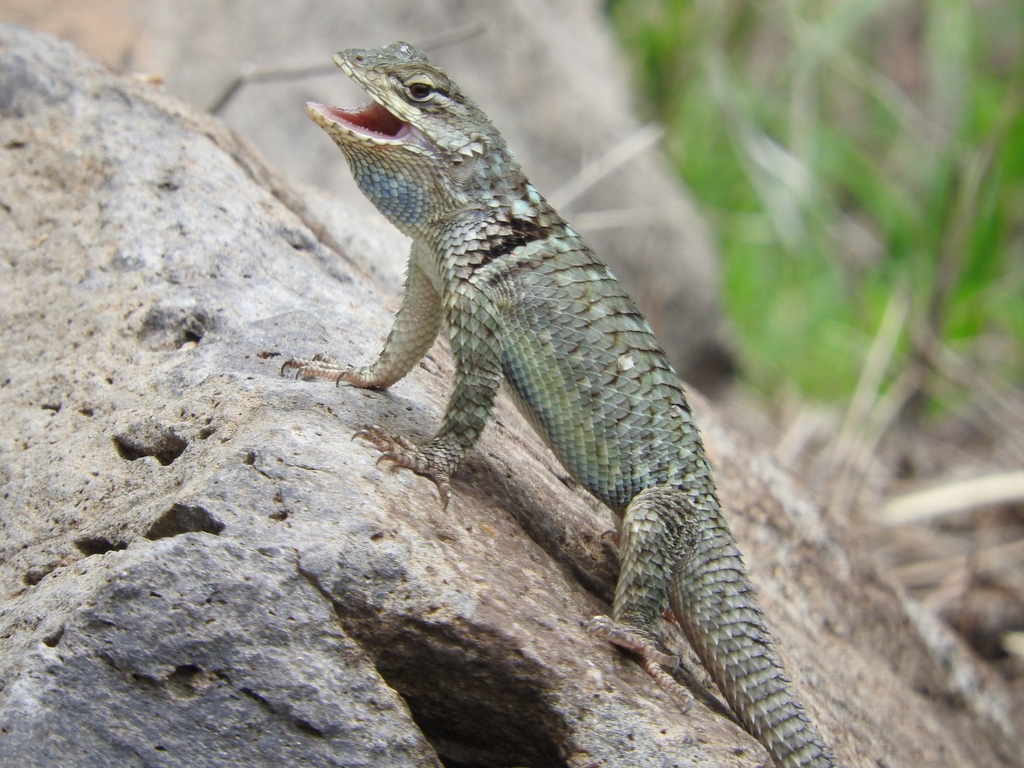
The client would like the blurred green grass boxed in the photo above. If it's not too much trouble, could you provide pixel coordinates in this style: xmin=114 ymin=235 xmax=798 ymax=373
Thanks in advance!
xmin=607 ymin=0 xmax=1024 ymax=406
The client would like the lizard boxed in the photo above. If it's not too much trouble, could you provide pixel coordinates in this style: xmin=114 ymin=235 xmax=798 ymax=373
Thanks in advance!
xmin=282 ymin=41 xmax=837 ymax=768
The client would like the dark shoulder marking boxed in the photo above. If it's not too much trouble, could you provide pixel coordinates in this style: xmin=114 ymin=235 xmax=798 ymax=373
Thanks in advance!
xmin=479 ymin=218 xmax=554 ymax=265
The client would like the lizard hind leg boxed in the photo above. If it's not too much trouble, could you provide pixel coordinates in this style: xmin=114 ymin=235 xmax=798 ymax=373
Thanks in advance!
xmin=587 ymin=485 xmax=700 ymax=711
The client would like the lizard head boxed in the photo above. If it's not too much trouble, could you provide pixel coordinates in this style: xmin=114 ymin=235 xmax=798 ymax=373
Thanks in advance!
xmin=307 ymin=42 xmax=522 ymax=238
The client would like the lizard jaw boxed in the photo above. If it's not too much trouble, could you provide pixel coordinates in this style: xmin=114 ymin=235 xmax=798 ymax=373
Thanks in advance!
xmin=307 ymin=100 xmax=414 ymax=146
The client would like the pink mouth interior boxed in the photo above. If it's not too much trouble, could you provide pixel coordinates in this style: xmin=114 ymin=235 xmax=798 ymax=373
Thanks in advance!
xmin=314 ymin=101 xmax=406 ymax=138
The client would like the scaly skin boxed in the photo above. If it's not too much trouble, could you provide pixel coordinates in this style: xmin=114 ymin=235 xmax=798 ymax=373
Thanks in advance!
xmin=283 ymin=42 xmax=837 ymax=768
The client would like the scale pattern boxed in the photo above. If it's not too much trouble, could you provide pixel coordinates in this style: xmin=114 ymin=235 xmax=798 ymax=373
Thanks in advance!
xmin=285 ymin=41 xmax=837 ymax=768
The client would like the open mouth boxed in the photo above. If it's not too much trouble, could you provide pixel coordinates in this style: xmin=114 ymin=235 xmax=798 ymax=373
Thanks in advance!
xmin=307 ymin=100 xmax=409 ymax=141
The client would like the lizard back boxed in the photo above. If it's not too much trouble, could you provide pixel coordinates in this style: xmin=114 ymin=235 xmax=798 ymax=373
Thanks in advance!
xmin=479 ymin=231 xmax=714 ymax=514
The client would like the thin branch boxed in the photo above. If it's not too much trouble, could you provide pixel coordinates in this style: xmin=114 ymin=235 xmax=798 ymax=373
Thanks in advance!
xmin=892 ymin=536 xmax=1024 ymax=589
xmin=925 ymin=334 xmax=1024 ymax=462
xmin=1002 ymin=631 xmax=1024 ymax=659
xmin=208 ymin=21 xmax=489 ymax=115
xmin=775 ymin=404 xmax=836 ymax=468
xmin=790 ymin=16 xmax=944 ymax=147
xmin=879 ymin=470 xmax=1024 ymax=525
xmin=569 ymin=207 xmax=657 ymax=232
xmin=830 ymin=285 xmax=910 ymax=471
xmin=828 ymin=362 xmax=923 ymax=518
xmin=210 ymin=63 xmax=337 ymax=114
xmin=415 ymin=20 xmax=489 ymax=52
xmin=548 ymin=124 xmax=664 ymax=210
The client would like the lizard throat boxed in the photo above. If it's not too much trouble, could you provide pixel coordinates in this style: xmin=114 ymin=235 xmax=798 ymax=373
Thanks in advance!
xmin=307 ymin=100 xmax=412 ymax=142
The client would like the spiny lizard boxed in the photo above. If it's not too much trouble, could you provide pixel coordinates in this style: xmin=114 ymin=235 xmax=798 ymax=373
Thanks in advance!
xmin=283 ymin=41 xmax=837 ymax=768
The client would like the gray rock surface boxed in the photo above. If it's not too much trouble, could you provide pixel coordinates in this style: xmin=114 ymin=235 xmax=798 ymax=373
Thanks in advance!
xmin=2 ymin=536 xmax=437 ymax=767
xmin=1 ymin=24 xmax=1021 ymax=768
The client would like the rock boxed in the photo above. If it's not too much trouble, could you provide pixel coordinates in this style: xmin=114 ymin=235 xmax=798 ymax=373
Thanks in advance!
xmin=0 ymin=24 xmax=1020 ymax=768
xmin=1 ymin=536 xmax=438 ymax=767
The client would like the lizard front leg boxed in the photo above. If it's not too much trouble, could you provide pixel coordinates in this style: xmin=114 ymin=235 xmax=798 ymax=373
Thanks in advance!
xmin=353 ymin=284 xmax=505 ymax=508
xmin=282 ymin=242 xmax=442 ymax=389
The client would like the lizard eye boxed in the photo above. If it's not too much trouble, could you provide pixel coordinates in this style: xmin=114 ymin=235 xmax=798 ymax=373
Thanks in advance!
xmin=407 ymin=81 xmax=434 ymax=101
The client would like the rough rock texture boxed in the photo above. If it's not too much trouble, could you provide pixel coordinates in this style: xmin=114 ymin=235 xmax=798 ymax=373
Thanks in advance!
xmin=0 ymin=0 xmax=733 ymax=392
xmin=1 ymin=25 xmax=1021 ymax=768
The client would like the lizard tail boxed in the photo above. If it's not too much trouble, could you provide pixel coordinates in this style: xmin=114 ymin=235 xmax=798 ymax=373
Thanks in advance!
xmin=668 ymin=508 xmax=836 ymax=768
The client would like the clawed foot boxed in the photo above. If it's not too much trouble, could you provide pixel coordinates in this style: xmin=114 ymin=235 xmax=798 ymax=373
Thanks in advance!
xmin=587 ymin=615 xmax=693 ymax=712
xmin=600 ymin=529 xmax=620 ymax=552
xmin=354 ymin=426 xmax=452 ymax=508
xmin=281 ymin=353 xmax=349 ymax=385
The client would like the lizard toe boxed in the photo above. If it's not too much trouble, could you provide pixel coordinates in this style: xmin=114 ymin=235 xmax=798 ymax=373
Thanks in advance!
xmin=354 ymin=427 xmax=452 ymax=507
xmin=588 ymin=615 xmax=692 ymax=712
